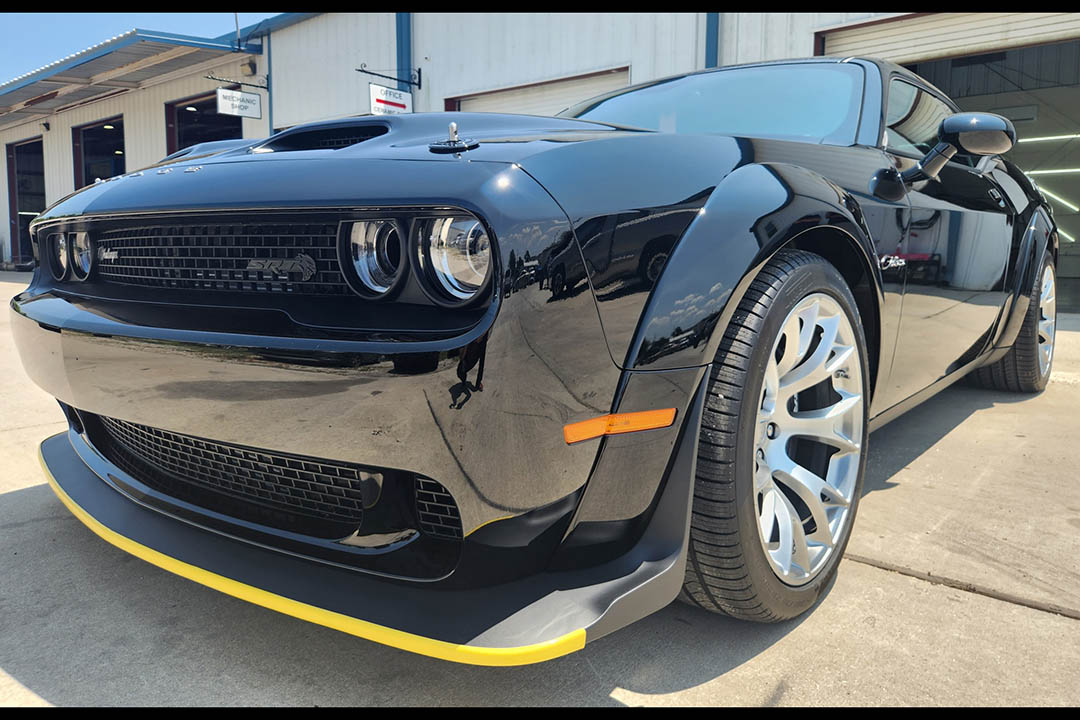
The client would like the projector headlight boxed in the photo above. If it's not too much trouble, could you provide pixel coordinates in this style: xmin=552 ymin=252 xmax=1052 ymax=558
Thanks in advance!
xmin=48 ymin=233 xmax=68 ymax=281
xmin=70 ymin=232 xmax=93 ymax=280
xmin=342 ymin=220 xmax=406 ymax=297
xmin=416 ymin=215 xmax=492 ymax=304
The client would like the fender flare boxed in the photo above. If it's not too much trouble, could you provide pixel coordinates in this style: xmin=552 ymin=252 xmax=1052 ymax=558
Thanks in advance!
xmin=626 ymin=161 xmax=886 ymax=392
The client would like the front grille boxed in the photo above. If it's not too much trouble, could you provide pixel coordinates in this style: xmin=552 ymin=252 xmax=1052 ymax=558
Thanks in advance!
xmin=95 ymin=222 xmax=350 ymax=295
xmin=415 ymin=477 xmax=464 ymax=540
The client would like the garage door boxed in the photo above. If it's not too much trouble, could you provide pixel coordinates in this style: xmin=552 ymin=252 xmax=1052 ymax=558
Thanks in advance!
xmin=823 ymin=12 xmax=1080 ymax=64
xmin=458 ymin=69 xmax=629 ymax=117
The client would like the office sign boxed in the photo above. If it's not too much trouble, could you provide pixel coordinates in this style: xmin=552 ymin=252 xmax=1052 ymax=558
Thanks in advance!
xmin=369 ymin=83 xmax=413 ymax=115
xmin=216 ymin=88 xmax=262 ymax=119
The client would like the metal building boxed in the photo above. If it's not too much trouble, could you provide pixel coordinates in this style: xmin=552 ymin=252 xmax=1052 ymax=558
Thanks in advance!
xmin=3 ymin=11 xmax=1079 ymax=294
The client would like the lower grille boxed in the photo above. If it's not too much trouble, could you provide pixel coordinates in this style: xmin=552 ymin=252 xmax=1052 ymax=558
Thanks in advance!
xmin=95 ymin=222 xmax=349 ymax=295
xmin=91 ymin=415 xmax=462 ymax=542
xmin=415 ymin=478 xmax=464 ymax=540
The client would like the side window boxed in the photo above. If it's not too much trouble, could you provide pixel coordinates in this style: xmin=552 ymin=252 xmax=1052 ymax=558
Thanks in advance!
xmin=884 ymin=78 xmax=977 ymax=167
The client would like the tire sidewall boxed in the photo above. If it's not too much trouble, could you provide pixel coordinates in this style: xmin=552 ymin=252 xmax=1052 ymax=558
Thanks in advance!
xmin=732 ymin=258 xmax=871 ymax=617
xmin=1031 ymin=253 xmax=1055 ymax=391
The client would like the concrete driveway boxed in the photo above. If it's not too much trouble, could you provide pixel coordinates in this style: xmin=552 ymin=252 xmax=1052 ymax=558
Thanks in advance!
xmin=1 ymin=269 xmax=1078 ymax=706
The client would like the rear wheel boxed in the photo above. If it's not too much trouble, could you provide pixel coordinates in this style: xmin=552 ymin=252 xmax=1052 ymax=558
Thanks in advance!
xmin=967 ymin=252 xmax=1056 ymax=393
xmin=680 ymin=249 xmax=869 ymax=621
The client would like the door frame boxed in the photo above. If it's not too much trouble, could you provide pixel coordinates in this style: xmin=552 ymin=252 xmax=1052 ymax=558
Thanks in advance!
xmin=6 ymin=134 xmax=43 ymax=265
xmin=72 ymin=114 xmax=123 ymax=190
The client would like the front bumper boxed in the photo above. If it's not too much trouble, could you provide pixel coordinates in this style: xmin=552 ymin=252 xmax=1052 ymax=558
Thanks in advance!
xmin=39 ymin=364 xmax=704 ymax=665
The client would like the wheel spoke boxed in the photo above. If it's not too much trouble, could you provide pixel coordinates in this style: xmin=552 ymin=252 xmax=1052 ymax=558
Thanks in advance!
xmin=782 ymin=390 xmax=863 ymax=454
xmin=772 ymin=454 xmax=843 ymax=548
xmin=776 ymin=490 xmax=812 ymax=572
xmin=779 ymin=314 xmax=841 ymax=397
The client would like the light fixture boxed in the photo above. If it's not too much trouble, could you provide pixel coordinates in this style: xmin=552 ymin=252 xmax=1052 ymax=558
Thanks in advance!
xmin=1060 ymin=229 xmax=1076 ymax=243
xmin=114 ymin=150 xmax=123 ymax=155
xmin=342 ymin=220 xmax=406 ymax=297
xmin=1026 ymin=168 xmax=1080 ymax=175
xmin=103 ymin=124 xmax=114 ymax=130
xmin=185 ymin=106 xmax=198 ymax=112
xmin=416 ymin=215 xmax=492 ymax=304
xmin=1018 ymin=133 xmax=1080 ymax=144
xmin=1039 ymin=187 xmax=1080 ymax=213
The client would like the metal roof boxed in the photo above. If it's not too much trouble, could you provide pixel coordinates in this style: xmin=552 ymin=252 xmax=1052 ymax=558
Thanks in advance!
xmin=0 ymin=28 xmax=263 ymax=132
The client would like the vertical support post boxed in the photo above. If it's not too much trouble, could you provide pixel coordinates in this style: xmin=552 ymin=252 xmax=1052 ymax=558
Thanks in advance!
xmin=396 ymin=12 xmax=412 ymax=93
xmin=705 ymin=13 xmax=719 ymax=68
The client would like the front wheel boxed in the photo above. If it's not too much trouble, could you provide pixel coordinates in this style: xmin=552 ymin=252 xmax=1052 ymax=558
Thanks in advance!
xmin=680 ymin=249 xmax=870 ymax=621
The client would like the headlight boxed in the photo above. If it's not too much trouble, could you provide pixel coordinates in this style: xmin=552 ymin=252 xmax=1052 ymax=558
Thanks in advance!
xmin=48 ymin=233 xmax=68 ymax=281
xmin=343 ymin=220 xmax=405 ymax=297
xmin=70 ymin=232 xmax=93 ymax=280
xmin=417 ymin=215 xmax=492 ymax=303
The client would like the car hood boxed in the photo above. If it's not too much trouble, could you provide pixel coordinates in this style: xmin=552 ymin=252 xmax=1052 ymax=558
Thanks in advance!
xmin=32 ymin=112 xmax=748 ymax=224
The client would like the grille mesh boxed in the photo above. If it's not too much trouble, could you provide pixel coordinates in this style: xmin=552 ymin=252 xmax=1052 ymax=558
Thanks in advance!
xmin=95 ymin=415 xmax=463 ymax=540
xmin=415 ymin=477 xmax=464 ymax=540
xmin=95 ymin=222 xmax=349 ymax=295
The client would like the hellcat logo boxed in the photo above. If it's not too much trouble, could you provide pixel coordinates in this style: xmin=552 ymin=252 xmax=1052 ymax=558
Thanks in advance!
xmin=246 ymin=253 xmax=318 ymax=281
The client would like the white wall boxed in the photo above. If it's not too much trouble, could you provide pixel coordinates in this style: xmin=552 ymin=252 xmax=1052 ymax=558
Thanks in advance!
xmin=0 ymin=54 xmax=270 ymax=262
xmin=269 ymin=12 xmax=397 ymax=128
xmin=718 ymin=13 xmax=903 ymax=65
xmin=412 ymin=13 xmax=703 ymax=112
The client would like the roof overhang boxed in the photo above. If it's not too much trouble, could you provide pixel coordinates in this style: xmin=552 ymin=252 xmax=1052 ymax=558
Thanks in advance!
xmin=0 ymin=29 xmax=262 ymax=132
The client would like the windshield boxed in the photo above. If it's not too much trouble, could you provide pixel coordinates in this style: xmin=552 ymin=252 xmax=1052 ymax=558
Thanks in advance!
xmin=559 ymin=63 xmax=865 ymax=145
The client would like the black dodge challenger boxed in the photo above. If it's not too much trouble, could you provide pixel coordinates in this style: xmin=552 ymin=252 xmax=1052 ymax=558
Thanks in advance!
xmin=11 ymin=57 xmax=1059 ymax=665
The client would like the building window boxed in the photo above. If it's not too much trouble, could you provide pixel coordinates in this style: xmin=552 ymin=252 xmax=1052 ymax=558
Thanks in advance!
xmin=73 ymin=117 xmax=124 ymax=189
xmin=165 ymin=92 xmax=243 ymax=156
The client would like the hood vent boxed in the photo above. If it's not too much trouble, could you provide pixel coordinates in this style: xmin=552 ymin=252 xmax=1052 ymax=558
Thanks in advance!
xmin=254 ymin=123 xmax=390 ymax=153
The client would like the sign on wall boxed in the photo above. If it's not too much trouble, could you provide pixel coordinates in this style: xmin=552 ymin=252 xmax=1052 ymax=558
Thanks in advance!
xmin=216 ymin=88 xmax=262 ymax=119
xmin=369 ymin=83 xmax=413 ymax=115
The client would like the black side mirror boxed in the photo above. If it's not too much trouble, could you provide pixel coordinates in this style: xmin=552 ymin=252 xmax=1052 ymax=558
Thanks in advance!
xmin=939 ymin=112 xmax=1016 ymax=156
xmin=873 ymin=111 xmax=1019 ymax=200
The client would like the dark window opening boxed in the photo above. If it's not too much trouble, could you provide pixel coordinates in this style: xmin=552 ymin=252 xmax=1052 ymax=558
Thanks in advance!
xmin=166 ymin=93 xmax=243 ymax=156
xmin=6 ymin=137 xmax=44 ymax=264
xmin=73 ymin=117 xmax=124 ymax=189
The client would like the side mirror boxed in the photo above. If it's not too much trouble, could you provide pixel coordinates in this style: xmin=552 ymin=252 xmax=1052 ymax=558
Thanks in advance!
xmin=939 ymin=112 xmax=1016 ymax=156
xmin=895 ymin=111 xmax=1016 ymax=187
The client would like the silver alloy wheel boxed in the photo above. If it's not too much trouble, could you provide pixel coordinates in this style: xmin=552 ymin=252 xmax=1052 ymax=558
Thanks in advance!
xmin=1038 ymin=263 xmax=1057 ymax=377
xmin=753 ymin=293 xmax=864 ymax=586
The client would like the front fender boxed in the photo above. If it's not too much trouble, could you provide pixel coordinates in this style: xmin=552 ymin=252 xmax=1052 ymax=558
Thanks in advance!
xmin=628 ymin=161 xmax=884 ymax=372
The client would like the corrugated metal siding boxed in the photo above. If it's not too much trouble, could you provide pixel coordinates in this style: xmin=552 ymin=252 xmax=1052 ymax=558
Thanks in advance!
xmin=458 ymin=69 xmax=629 ymax=116
xmin=719 ymin=13 xmax=901 ymax=65
xmin=824 ymin=13 xmax=1080 ymax=64
xmin=413 ymin=13 xmax=701 ymax=114
xmin=0 ymin=55 xmax=269 ymax=260
xmin=269 ymin=12 xmax=397 ymax=128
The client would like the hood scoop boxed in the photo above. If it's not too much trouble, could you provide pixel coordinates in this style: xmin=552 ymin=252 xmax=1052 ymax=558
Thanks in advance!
xmin=429 ymin=122 xmax=479 ymax=154
xmin=252 ymin=122 xmax=390 ymax=153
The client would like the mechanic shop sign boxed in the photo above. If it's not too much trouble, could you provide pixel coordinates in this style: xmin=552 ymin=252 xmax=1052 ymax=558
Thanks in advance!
xmin=216 ymin=88 xmax=262 ymax=119
xmin=369 ymin=83 xmax=413 ymax=115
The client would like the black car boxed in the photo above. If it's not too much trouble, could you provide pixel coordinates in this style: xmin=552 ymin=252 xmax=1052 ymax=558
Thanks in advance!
xmin=11 ymin=57 xmax=1059 ymax=665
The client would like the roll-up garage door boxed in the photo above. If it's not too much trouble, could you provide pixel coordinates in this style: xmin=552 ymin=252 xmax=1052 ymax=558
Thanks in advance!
xmin=823 ymin=13 xmax=1080 ymax=65
xmin=457 ymin=68 xmax=629 ymax=116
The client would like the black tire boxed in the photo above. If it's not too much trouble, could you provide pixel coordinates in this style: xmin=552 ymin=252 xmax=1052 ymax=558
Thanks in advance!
xmin=679 ymin=249 xmax=870 ymax=622
xmin=966 ymin=251 xmax=1055 ymax=393
xmin=550 ymin=267 xmax=565 ymax=298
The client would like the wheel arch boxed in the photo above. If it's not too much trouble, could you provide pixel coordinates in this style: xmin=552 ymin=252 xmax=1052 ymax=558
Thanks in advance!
xmin=627 ymin=161 xmax=886 ymax=404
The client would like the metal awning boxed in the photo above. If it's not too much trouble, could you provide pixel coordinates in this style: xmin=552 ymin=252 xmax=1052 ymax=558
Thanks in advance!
xmin=0 ymin=29 xmax=262 ymax=132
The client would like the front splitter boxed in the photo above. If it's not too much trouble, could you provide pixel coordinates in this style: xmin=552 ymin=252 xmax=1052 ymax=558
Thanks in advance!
xmin=37 ymin=402 xmax=702 ymax=665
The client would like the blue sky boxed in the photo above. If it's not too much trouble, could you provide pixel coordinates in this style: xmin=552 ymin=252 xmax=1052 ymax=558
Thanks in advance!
xmin=0 ymin=13 xmax=280 ymax=85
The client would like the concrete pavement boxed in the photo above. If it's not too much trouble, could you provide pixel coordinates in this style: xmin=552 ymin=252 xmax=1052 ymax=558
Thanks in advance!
xmin=1 ymin=269 xmax=1078 ymax=706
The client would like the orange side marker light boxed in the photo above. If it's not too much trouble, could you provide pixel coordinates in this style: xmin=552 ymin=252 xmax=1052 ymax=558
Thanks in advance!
xmin=563 ymin=408 xmax=677 ymax=445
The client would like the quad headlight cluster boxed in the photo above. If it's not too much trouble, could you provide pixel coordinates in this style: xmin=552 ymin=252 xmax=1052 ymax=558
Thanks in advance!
xmin=341 ymin=213 xmax=494 ymax=306
xmin=45 ymin=231 xmax=94 ymax=282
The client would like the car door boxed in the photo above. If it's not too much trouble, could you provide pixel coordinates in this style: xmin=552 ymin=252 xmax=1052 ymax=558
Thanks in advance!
xmin=878 ymin=77 xmax=1014 ymax=410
